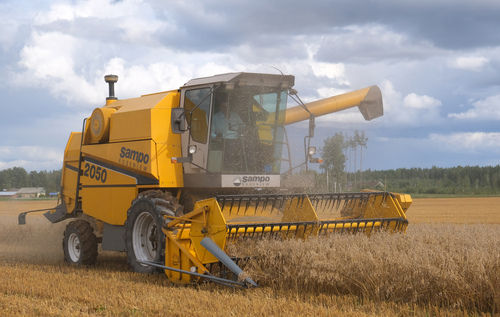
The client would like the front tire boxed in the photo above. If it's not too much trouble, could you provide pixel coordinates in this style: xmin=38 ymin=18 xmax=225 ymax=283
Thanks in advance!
xmin=63 ymin=220 xmax=98 ymax=265
xmin=125 ymin=198 xmax=166 ymax=273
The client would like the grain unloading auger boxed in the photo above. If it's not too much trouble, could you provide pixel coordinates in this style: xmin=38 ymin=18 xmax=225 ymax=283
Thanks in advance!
xmin=18 ymin=72 xmax=412 ymax=287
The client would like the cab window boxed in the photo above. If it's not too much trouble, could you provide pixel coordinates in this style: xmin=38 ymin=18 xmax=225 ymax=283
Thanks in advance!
xmin=184 ymin=88 xmax=211 ymax=144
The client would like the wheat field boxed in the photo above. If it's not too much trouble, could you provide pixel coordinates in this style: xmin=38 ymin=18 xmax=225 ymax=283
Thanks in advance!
xmin=0 ymin=198 xmax=499 ymax=316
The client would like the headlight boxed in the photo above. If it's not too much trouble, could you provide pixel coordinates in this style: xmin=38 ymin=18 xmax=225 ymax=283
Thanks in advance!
xmin=308 ymin=146 xmax=316 ymax=156
xmin=188 ymin=145 xmax=197 ymax=154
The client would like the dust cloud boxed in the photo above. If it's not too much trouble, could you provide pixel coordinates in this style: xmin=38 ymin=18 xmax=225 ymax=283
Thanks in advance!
xmin=0 ymin=200 xmax=67 ymax=264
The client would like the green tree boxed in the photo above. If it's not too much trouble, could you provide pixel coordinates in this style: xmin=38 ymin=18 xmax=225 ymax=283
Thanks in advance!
xmin=0 ymin=167 xmax=61 ymax=193
xmin=321 ymin=133 xmax=346 ymax=191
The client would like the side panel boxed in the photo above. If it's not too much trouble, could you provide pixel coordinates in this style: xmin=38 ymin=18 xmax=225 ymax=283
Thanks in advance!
xmin=150 ymin=91 xmax=183 ymax=187
xmin=61 ymin=132 xmax=82 ymax=213
xmin=82 ymin=140 xmax=159 ymax=181
xmin=102 ymin=223 xmax=126 ymax=251
xmin=152 ymin=105 xmax=183 ymax=188
xmin=82 ymin=91 xmax=183 ymax=188
xmin=79 ymin=158 xmax=138 ymax=225
xmin=109 ymin=109 xmax=152 ymax=142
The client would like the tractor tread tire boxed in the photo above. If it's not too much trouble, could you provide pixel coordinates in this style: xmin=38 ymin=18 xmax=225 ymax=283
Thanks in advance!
xmin=63 ymin=220 xmax=98 ymax=265
xmin=125 ymin=191 xmax=180 ymax=274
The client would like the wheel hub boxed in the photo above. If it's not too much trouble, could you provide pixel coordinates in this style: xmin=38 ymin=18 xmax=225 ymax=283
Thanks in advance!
xmin=132 ymin=211 xmax=159 ymax=262
xmin=68 ymin=232 xmax=81 ymax=262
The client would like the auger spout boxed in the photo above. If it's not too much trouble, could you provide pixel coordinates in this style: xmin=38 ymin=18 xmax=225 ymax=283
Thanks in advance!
xmin=285 ymin=85 xmax=383 ymax=125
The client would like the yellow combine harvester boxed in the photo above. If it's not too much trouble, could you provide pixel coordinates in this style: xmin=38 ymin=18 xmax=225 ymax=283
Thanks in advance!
xmin=19 ymin=73 xmax=411 ymax=287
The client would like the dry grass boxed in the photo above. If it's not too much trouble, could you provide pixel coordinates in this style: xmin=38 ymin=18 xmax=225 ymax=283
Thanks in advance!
xmin=1 ymin=198 xmax=499 ymax=316
xmin=230 ymin=224 xmax=500 ymax=313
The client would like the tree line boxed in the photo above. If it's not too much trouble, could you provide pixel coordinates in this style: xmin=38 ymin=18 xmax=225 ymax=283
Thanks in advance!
xmin=0 ymin=167 xmax=61 ymax=194
xmin=360 ymin=165 xmax=500 ymax=195
xmin=1 ymin=157 xmax=499 ymax=196
xmin=317 ymin=131 xmax=500 ymax=195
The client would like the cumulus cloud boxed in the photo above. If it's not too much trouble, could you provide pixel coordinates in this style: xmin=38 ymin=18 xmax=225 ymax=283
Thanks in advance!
xmin=449 ymin=94 xmax=500 ymax=120
xmin=315 ymin=24 xmax=441 ymax=63
xmin=450 ymin=56 xmax=489 ymax=71
xmin=403 ymin=93 xmax=442 ymax=109
xmin=16 ymin=31 xmax=105 ymax=105
xmin=0 ymin=146 xmax=63 ymax=171
xmin=380 ymin=81 xmax=443 ymax=126
xmin=3 ymin=0 xmax=500 ymax=171
xmin=311 ymin=62 xmax=347 ymax=81
xmin=429 ymin=132 xmax=500 ymax=153
xmin=33 ymin=0 xmax=170 ymax=44
xmin=13 ymin=0 xmax=358 ymax=110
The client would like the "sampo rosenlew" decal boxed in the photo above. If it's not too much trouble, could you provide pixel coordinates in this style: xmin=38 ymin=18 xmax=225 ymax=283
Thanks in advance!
xmin=221 ymin=175 xmax=280 ymax=187
xmin=118 ymin=147 xmax=150 ymax=171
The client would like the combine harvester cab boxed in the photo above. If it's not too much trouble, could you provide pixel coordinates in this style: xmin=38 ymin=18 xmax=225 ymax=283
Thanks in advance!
xmin=18 ymin=72 xmax=412 ymax=287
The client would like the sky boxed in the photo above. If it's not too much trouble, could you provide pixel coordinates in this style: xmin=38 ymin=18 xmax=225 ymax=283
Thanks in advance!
xmin=0 ymin=0 xmax=499 ymax=172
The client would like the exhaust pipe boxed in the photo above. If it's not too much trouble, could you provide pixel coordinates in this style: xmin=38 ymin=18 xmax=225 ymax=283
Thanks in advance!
xmin=104 ymin=74 xmax=118 ymax=103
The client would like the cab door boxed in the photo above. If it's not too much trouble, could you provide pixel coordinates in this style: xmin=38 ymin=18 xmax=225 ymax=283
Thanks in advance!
xmin=180 ymin=86 xmax=213 ymax=173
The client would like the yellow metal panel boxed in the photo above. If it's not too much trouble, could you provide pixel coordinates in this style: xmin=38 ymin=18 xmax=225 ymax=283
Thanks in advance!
xmin=109 ymin=109 xmax=152 ymax=142
xmin=281 ymin=196 xmax=319 ymax=223
xmin=61 ymin=163 xmax=78 ymax=212
xmin=189 ymin=199 xmax=228 ymax=264
xmin=64 ymin=132 xmax=82 ymax=162
xmin=79 ymin=160 xmax=137 ymax=225
xmin=281 ymin=196 xmax=319 ymax=238
xmin=156 ymin=142 xmax=183 ymax=187
xmin=362 ymin=194 xmax=407 ymax=219
xmin=152 ymin=92 xmax=183 ymax=187
xmin=80 ymin=159 xmax=137 ymax=186
xmin=82 ymin=90 xmax=182 ymax=187
xmin=82 ymin=140 xmax=159 ymax=180
xmin=108 ymin=91 xmax=179 ymax=142
xmin=61 ymin=132 xmax=82 ymax=212
xmin=393 ymin=193 xmax=413 ymax=212
xmin=106 ymin=91 xmax=171 ymax=112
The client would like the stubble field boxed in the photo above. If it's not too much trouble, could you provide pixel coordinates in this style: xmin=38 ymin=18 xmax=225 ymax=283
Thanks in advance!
xmin=0 ymin=197 xmax=499 ymax=316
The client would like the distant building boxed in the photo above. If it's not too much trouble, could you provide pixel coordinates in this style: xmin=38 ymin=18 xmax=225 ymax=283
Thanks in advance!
xmin=0 ymin=190 xmax=17 ymax=198
xmin=16 ymin=187 xmax=46 ymax=198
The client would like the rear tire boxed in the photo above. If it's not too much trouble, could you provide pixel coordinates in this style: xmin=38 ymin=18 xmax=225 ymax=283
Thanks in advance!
xmin=63 ymin=220 xmax=98 ymax=265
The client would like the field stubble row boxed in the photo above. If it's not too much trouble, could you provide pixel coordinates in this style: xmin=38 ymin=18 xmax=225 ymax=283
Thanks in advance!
xmin=0 ymin=198 xmax=499 ymax=316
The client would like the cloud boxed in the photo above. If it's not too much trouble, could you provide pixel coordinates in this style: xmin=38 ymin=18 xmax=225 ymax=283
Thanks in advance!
xmin=380 ymin=81 xmax=443 ymax=126
xmin=429 ymin=132 xmax=500 ymax=153
xmin=450 ymin=56 xmax=489 ymax=71
xmin=403 ymin=93 xmax=442 ymax=109
xmin=149 ymin=1 xmax=500 ymax=51
xmin=15 ymin=31 xmax=238 ymax=106
xmin=315 ymin=24 xmax=442 ymax=64
xmin=314 ymin=81 xmax=444 ymax=126
xmin=3 ymin=0 xmax=500 ymax=172
xmin=311 ymin=62 xmax=346 ymax=80
xmin=449 ymin=94 xmax=500 ymax=120
xmin=0 ymin=146 xmax=63 ymax=171
xmin=16 ymin=31 xmax=105 ymax=105
xmin=33 ymin=0 xmax=170 ymax=43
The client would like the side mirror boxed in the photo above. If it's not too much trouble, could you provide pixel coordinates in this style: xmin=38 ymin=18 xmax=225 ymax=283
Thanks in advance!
xmin=171 ymin=108 xmax=187 ymax=133
xmin=307 ymin=146 xmax=323 ymax=164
